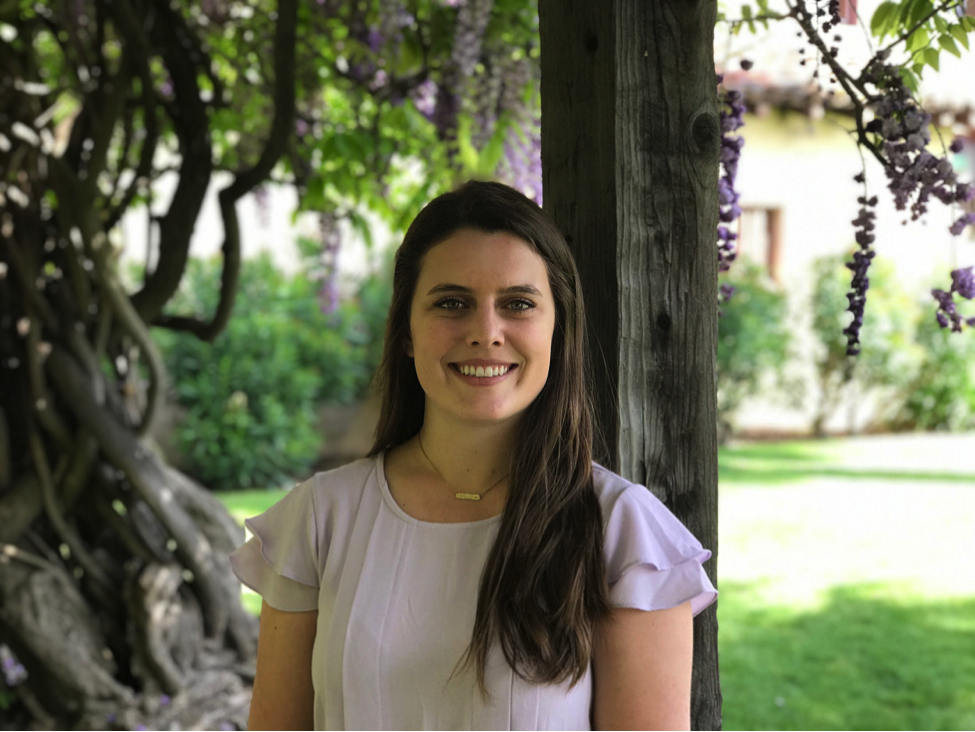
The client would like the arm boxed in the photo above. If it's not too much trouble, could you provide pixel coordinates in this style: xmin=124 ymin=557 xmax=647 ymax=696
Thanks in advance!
xmin=591 ymin=601 xmax=693 ymax=731
xmin=248 ymin=600 xmax=319 ymax=731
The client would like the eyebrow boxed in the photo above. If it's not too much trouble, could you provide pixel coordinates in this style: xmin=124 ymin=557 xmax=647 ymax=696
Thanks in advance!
xmin=425 ymin=283 xmax=543 ymax=297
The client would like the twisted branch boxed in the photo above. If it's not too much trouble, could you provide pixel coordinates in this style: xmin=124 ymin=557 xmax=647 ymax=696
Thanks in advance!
xmin=154 ymin=0 xmax=298 ymax=341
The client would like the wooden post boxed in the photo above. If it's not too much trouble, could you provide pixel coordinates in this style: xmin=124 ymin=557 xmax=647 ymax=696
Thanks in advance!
xmin=539 ymin=1 xmax=722 ymax=728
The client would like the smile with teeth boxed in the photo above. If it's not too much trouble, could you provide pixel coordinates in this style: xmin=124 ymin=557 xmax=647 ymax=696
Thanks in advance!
xmin=454 ymin=364 xmax=513 ymax=378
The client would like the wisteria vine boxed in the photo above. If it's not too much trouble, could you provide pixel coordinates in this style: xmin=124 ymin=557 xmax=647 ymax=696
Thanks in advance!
xmin=724 ymin=0 xmax=975 ymax=352
xmin=792 ymin=0 xmax=975 ymax=351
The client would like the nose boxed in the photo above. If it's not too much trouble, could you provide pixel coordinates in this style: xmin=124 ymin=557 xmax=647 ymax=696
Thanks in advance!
xmin=467 ymin=304 xmax=504 ymax=347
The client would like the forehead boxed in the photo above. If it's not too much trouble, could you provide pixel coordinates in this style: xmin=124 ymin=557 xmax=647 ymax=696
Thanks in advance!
xmin=416 ymin=229 xmax=551 ymax=291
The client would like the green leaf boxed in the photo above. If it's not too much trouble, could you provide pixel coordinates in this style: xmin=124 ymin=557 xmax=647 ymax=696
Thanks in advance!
xmin=938 ymin=34 xmax=961 ymax=57
xmin=923 ymin=46 xmax=940 ymax=71
xmin=950 ymin=23 xmax=970 ymax=50
xmin=934 ymin=15 xmax=948 ymax=33
xmin=347 ymin=209 xmax=374 ymax=249
xmin=900 ymin=67 xmax=920 ymax=93
xmin=870 ymin=2 xmax=899 ymax=38
xmin=742 ymin=4 xmax=753 ymax=19
xmin=906 ymin=27 xmax=931 ymax=52
xmin=908 ymin=0 xmax=934 ymax=27
xmin=898 ymin=0 xmax=916 ymax=24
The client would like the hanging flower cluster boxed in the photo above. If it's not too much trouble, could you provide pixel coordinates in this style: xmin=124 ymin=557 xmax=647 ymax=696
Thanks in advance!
xmin=717 ymin=78 xmax=745 ymax=309
xmin=932 ymin=267 xmax=975 ymax=332
xmin=316 ymin=213 xmax=342 ymax=316
xmin=860 ymin=56 xmax=974 ymax=227
xmin=843 ymin=177 xmax=878 ymax=355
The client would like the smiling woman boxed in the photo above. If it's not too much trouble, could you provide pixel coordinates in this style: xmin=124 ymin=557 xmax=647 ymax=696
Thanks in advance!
xmin=229 ymin=181 xmax=717 ymax=731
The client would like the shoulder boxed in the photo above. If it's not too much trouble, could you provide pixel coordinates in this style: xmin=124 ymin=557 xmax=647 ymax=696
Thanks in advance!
xmin=590 ymin=463 xmax=676 ymax=533
xmin=303 ymin=454 xmax=383 ymax=527
xmin=591 ymin=462 xmax=707 ymax=572
xmin=235 ymin=455 xmax=382 ymax=588
xmin=310 ymin=454 xmax=381 ymax=500
xmin=590 ymin=462 xmax=641 ymax=515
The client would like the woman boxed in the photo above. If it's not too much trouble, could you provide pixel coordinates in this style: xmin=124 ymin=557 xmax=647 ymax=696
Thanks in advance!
xmin=229 ymin=181 xmax=716 ymax=730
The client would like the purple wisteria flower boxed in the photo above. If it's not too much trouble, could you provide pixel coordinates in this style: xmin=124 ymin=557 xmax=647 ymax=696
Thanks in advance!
xmin=409 ymin=79 xmax=437 ymax=119
xmin=366 ymin=28 xmax=383 ymax=53
xmin=951 ymin=266 xmax=975 ymax=300
xmin=949 ymin=212 xmax=975 ymax=237
xmin=861 ymin=59 xmax=972 ymax=230
xmin=498 ymin=121 xmax=542 ymax=206
xmin=841 ymin=184 xmax=879 ymax=355
xmin=932 ymin=267 xmax=975 ymax=332
xmin=369 ymin=69 xmax=388 ymax=91
xmin=0 ymin=644 xmax=28 ymax=686
xmin=717 ymin=84 xmax=745 ymax=285
xmin=317 ymin=214 xmax=342 ymax=316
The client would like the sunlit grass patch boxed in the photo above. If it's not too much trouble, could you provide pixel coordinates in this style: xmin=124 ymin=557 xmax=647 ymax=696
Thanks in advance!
xmin=218 ymin=488 xmax=289 ymax=526
xmin=216 ymin=490 xmax=286 ymax=618
xmin=240 ymin=587 xmax=262 ymax=617
xmin=719 ymin=583 xmax=975 ymax=730
xmin=719 ymin=436 xmax=975 ymax=486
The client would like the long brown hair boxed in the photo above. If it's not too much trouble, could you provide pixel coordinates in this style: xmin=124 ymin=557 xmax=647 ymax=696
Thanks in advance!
xmin=369 ymin=180 xmax=610 ymax=688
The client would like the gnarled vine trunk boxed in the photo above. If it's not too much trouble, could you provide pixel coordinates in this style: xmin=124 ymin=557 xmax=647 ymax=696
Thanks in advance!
xmin=0 ymin=0 xmax=298 ymax=726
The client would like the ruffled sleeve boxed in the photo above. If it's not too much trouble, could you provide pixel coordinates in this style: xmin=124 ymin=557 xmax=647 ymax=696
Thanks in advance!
xmin=603 ymin=483 xmax=717 ymax=617
xmin=228 ymin=476 xmax=321 ymax=612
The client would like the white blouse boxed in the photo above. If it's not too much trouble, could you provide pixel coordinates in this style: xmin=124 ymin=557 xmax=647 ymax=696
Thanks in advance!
xmin=229 ymin=453 xmax=716 ymax=730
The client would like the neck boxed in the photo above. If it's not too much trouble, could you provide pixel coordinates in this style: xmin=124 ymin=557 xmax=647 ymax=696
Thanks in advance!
xmin=415 ymin=413 xmax=516 ymax=493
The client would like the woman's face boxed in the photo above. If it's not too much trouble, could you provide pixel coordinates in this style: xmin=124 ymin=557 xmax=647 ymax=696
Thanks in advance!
xmin=407 ymin=228 xmax=557 ymax=429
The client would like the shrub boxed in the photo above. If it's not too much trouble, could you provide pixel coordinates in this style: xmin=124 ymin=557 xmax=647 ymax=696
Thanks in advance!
xmin=886 ymin=304 xmax=975 ymax=432
xmin=808 ymin=252 xmax=922 ymax=434
xmin=717 ymin=262 xmax=794 ymax=440
xmin=154 ymin=253 xmax=391 ymax=489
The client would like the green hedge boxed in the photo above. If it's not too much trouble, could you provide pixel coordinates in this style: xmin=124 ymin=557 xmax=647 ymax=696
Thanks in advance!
xmin=154 ymin=254 xmax=390 ymax=489
xmin=717 ymin=262 xmax=794 ymax=439
xmin=887 ymin=303 xmax=975 ymax=432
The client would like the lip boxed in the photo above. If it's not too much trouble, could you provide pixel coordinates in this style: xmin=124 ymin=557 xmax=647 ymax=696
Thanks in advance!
xmin=448 ymin=362 xmax=517 ymax=385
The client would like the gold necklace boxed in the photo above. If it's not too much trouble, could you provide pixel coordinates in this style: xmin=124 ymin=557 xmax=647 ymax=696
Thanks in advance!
xmin=417 ymin=434 xmax=507 ymax=502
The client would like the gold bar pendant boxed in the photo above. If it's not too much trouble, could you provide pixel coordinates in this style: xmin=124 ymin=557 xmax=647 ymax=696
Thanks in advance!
xmin=455 ymin=492 xmax=482 ymax=501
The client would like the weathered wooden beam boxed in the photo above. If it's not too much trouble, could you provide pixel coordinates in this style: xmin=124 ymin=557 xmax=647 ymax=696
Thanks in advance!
xmin=539 ymin=0 xmax=722 ymax=728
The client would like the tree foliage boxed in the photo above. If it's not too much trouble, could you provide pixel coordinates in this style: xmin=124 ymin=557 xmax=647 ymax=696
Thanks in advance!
xmin=717 ymin=0 xmax=975 ymax=352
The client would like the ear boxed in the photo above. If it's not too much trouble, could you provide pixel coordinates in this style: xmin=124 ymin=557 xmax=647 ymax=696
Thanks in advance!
xmin=404 ymin=337 xmax=414 ymax=359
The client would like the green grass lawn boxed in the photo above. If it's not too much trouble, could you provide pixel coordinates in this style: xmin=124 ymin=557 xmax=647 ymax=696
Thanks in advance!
xmin=217 ymin=434 xmax=975 ymax=730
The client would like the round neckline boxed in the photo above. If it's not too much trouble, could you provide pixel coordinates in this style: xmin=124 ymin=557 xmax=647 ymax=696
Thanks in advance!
xmin=376 ymin=451 xmax=504 ymax=529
